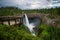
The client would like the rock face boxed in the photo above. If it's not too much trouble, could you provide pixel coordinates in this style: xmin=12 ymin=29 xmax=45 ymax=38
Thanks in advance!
xmin=28 ymin=13 xmax=60 ymax=27
xmin=42 ymin=14 xmax=60 ymax=27
xmin=0 ymin=13 xmax=60 ymax=27
xmin=0 ymin=13 xmax=42 ymax=25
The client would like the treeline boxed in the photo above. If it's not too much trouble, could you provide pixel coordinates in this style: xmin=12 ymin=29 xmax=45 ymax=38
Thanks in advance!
xmin=23 ymin=7 xmax=60 ymax=15
xmin=0 ymin=7 xmax=60 ymax=16
xmin=0 ymin=7 xmax=22 ymax=16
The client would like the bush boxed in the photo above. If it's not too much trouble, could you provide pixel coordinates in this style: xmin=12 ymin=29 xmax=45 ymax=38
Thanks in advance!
xmin=0 ymin=24 xmax=37 ymax=40
xmin=0 ymin=23 xmax=60 ymax=40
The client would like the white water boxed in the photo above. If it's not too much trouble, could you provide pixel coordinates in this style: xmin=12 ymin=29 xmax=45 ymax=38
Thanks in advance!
xmin=23 ymin=14 xmax=36 ymax=36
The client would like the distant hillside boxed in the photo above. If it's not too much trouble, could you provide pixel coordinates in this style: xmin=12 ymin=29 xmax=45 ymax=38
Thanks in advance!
xmin=23 ymin=7 xmax=60 ymax=15
xmin=0 ymin=7 xmax=60 ymax=16
xmin=0 ymin=7 xmax=22 ymax=16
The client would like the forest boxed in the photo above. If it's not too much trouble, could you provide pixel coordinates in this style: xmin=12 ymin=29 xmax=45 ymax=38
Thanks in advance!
xmin=0 ymin=7 xmax=60 ymax=16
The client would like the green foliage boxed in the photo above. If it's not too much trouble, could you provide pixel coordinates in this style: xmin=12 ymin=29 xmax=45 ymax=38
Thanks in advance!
xmin=36 ymin=24 xmax=60 ymax=40
xmin=0 ymin=7 xmax=22 ymax=16
xmin=23 ymin=7 xmax=60 ymax=15
xmin=0 ymin=24 xmax=39 ymax=40
xmin=47 ymin=26 xmax=60 ymax=40
xmin=0 ymin=23 xmax=60 ymax=40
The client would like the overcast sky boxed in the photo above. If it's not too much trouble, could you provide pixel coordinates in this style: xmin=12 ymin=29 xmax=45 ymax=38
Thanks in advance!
xmin=0 ymin=0 xmax=60 ymax=9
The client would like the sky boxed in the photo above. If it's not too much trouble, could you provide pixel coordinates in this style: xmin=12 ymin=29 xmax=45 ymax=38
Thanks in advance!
xmin=0 ymin=0 xmax=60 ymax=9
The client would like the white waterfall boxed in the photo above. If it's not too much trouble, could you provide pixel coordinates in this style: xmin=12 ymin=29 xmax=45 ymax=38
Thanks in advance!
xmin=23 ymin=14 xmax=36 ymax=36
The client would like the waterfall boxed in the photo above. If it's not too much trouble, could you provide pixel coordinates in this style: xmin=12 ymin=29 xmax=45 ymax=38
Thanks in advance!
xmin=24 ymin=14 xmax=30 ymax=27
xmin=23 ymin=14 xmax=36 ymax=36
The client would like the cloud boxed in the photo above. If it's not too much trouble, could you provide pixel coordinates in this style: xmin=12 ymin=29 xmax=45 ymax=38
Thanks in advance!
xmin=22 ymin=0 xmax=52 ymax=9
xmin=0 ymin=0 xmax=60 ymax=9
